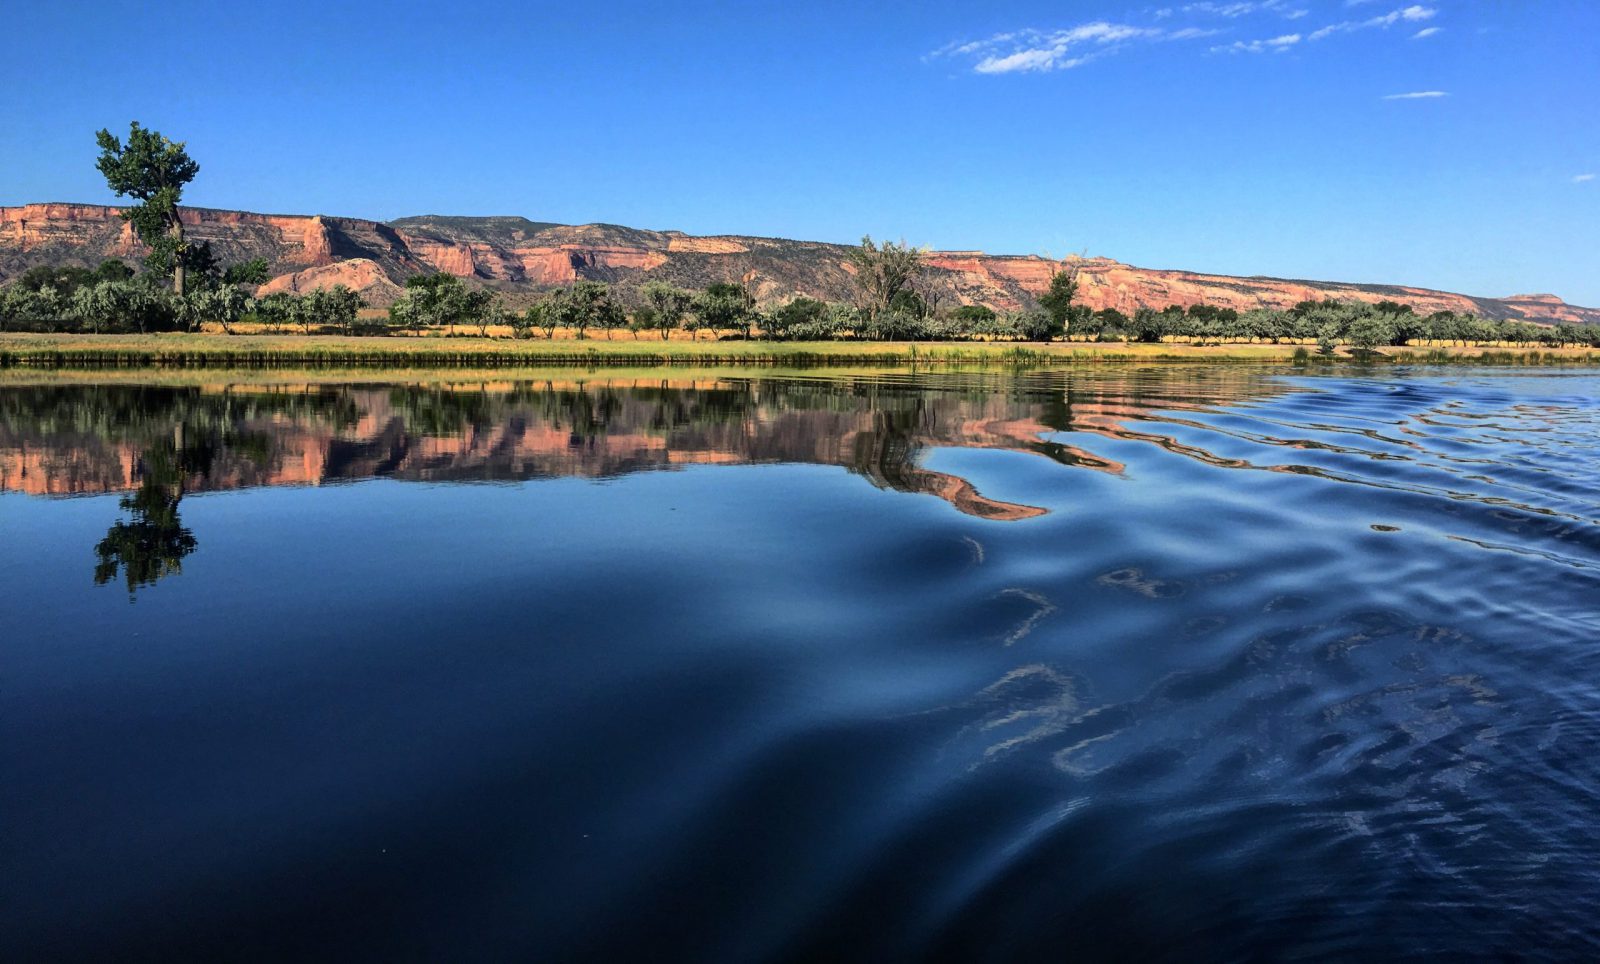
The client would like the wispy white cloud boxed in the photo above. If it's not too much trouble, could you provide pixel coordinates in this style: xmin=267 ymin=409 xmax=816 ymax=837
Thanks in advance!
xmin=1182 ymin=0 xmax=1310 ymax=16
xmin=976 ymin=49 xmax=1091 ymax=74
xmin=1213 ymin=32 xmax=1302 ymax=53
xmin=1167 ymin=26 xmax=1225 ymax=40
xmin=1184 ymin=1 xmax=1258 ymax=15
xmin=1382 ymin=90 xmax=1448 ymax=99
xmin=1574 ymin=173 xmax=1597 ymax=184
xmin=1310 ymin=4 xmax=1436 ymax=41
xmin=934 ymin=3 xmax=1446 ymax=76
xmin=931 ymin=19 xmax=1205 ymax=74
xmin=1183 ymin=0 xmax=1307 ymax=17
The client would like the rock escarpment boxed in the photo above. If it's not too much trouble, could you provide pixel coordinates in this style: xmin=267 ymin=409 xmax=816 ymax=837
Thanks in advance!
xmin=2 ymin=203 xmax=1595 ymax=324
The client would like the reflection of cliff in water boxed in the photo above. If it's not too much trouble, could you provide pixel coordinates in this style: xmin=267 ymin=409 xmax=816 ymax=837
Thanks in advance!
xmin=0 ymin=371 xmax=1293 ymax=521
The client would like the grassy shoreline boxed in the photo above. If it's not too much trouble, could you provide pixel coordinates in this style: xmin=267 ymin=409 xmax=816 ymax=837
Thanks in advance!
xmin=0 ymin=332 xmax=1595 ymax=369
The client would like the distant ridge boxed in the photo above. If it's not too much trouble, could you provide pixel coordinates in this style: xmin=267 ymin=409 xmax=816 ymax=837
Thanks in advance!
xmin=2 ymin=203 xmax=1595 ymax=325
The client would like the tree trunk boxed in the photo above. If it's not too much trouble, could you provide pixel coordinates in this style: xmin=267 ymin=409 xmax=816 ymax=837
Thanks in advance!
xmin=170 ymin=213 xmax=186 ymax=297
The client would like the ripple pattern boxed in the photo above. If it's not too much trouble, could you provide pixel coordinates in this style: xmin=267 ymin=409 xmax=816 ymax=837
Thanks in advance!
xmin=2 ymin=367 xmax=1598 ymax=961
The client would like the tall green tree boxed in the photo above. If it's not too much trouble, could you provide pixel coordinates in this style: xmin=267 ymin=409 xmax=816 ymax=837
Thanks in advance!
xmin=389 ymin=273 xmax=474 ymax=334
xmin=595 ymin=292 xmax=628 ymax=340
xmin=641 ymin=281 xmax=692 ymax=341
xmin=94 ymin=122 xmax=200 ymax=296
xmin=1037 ymin=264 xmax=1080 ymax=336
xmin=527 ymin=296 xmax=561 ymax=339
xmin=846 ymin=236 xmax=924 ymax=325
xmin=545 ymin=286 xmax=581 ymax=338
xmin=458 ymin=288 xmax=493 ymax=336
xmin=476 ymin=295 xmax=511 ymax=337
xmin=566 ymin=280 xmax=613 ymax=339
xmin=695 ymin=282 xmax=751 ymax=340
xmin=310 ymin=285 xmax=364 ymax=336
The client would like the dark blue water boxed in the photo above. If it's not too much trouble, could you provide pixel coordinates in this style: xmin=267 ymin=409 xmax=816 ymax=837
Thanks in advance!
xmin=3 ymin=367 xmax=1598 ymax=961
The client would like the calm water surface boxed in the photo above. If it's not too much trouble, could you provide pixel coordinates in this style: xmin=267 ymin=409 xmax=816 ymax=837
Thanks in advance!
xmin=3 ymin=367 xmax=1598 ymax=960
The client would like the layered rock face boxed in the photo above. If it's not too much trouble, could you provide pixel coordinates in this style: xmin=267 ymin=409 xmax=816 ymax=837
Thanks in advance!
xmin=2 ymin=202 xmax=1595 ymax=324
xmin=0 ymin=203 xmax=429 ymax=291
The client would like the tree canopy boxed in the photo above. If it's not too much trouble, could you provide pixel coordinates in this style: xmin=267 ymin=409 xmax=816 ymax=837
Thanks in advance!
xmin=847 ymin=236 xmax=925 ymax=325
xmin=95 ymin=122 xmax=200 ymax=295
xmin=1037 ymin=265 xmax=1080 ymax=333
xmin=641 ymin=282 xmax=693 ymax=341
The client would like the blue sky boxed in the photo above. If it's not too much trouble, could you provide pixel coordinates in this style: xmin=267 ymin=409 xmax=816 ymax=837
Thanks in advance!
xmin=2 ymin=1 xmax=1596 ymax=303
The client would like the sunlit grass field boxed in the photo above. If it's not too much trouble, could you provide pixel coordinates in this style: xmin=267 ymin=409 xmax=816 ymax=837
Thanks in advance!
xmin=0 ymin=331 xmax=1594 ymax=369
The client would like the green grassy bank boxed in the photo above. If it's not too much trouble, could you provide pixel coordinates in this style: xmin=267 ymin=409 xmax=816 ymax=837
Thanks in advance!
xmin=0 ymin=332 xmax=1595 ymax=369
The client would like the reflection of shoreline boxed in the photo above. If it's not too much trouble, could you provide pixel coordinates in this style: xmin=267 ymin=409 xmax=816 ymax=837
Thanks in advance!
xmin=900 ymin=468 xmax=1048 ymax=521
xmin=0 ymin=372 xmax=1292 ymax=519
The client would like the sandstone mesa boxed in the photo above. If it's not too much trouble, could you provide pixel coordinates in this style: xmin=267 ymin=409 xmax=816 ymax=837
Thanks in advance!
xmin=2 ymin=203 xmax=1594 ymax=325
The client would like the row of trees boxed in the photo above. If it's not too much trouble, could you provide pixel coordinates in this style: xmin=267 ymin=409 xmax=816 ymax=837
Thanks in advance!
xmin=8 ymin=262 xmax=1600 ymax=348
xmin=396 ymin=267 xmax=1599 ymax=347
xmin=6 ymin=251 xmax=1599 ymax=348
xmin=0 ymin=260 xmax=364 ymax=335
xmin=1062 ymin=299 xmax=1600 ymax=350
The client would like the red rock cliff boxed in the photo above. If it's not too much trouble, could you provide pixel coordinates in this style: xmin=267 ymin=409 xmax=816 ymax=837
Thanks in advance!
xmin=2 ymin=202 xmax=1595 ymax=324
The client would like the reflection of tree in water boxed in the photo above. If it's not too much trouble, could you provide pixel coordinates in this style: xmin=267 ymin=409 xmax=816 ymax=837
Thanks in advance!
xmin=92 ymin=425 xmax=215 ymax=598
xmin=0 ymin=370 xmax=1294 ymax=552
xmin=529 ymin=383 xmax=627 ymax=442
xmin=391 ymin=385 xmax=495 ymax=437
xmin=93 ymin=473 xmax=196 ymax=598
xmin=0 ymin=384 xmax=368 ymax=595
xmin=0 ymin=384 xmax=360 ymax=440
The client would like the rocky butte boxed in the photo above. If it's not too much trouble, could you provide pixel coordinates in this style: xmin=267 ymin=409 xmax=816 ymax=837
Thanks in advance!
xmin=2 ymin=202 xmax=1596 ymax=325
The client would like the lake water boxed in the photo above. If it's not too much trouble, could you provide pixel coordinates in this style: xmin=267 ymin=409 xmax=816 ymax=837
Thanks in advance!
xmin=4 ymin=366 xmax=1598 ymax=961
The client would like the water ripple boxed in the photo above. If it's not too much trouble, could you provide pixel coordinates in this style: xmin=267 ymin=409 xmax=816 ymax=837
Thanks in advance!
xmin=4 ymin=367 xmax=1600 ymax=960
